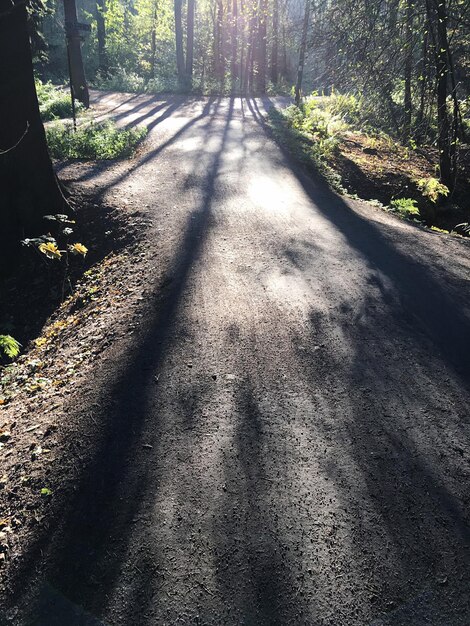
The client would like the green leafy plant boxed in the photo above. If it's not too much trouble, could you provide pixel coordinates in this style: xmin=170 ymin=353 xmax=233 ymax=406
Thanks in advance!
xmin=46 ymin=121 xmax=148 ymax=160
xmin=415 ymin=177 xmax=450 ymax=203
xmin=0 ymin=335 xmax=21 ymax=359
xmin=36 ymin=78 xmax=83 ymax=121
xmin=389 ymin=197 xmax=420 ymax=218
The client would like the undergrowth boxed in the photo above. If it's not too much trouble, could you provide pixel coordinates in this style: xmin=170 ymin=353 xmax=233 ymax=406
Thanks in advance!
xmin=268 ymin=94 xmax=468 ymax=236
xmin=46 ymin=121 xmax=147 ymax=160
xmin=36 ymin=79 xmax=83 ymax=122
xmin=268 ymin=106 xmax=345 ymax=192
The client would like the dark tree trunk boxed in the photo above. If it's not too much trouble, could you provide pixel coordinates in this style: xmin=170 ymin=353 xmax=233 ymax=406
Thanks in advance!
xmin=186 ymin=0 xmax=195 ymax=81
xmin=427 ymin=0 xmax=454 ymax=189
xmin=216 ymin=0 xmax=224 ymax=80
xmin=257 ymin=0 xmax=267 ymax=93
xmin=96 ymin=0 xmax=107 ymax=74
xmin=0 ymin=0 xmax=67 ymax=270
xmin=63 ymin=0 xmax=89 ymax=107
xmin=415 ymin=30 xmax=428 ymax=139
xmin=271 ymin=0 xmax=279 ymax=84
xmin=295 ymin=0 xmax=310 ymax=105
xmin=231 ymin=0 xmax=238 ymax=82
xmin=403 ymin=0 xmax=413 ymax=140
xmin=151 ymin=1 xmax=158 ymax=78
xmin=174 ymin=0 xmax=185 ymax=85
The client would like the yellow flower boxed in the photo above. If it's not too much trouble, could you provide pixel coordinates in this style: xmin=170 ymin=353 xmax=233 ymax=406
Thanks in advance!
xmin=38 ymin=242 xmax=61 ymax=260
xmin=69 ymin=243 xmax=88 ymax=257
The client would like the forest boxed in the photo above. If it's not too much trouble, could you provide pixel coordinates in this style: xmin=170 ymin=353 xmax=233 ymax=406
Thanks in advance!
xmin=1 ymin=0 xmax=470 ymax=624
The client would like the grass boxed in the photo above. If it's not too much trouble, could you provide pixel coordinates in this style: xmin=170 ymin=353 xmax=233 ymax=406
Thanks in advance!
xmin=36 ymin=79 xmax=83 ymax=122
xmin=46 ymin=120 xmax=147 ymax=160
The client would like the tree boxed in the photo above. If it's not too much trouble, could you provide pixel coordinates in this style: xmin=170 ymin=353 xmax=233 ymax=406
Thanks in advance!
xmin=271 ymin=0 xmax=279 ymax=84
xmin=63 ymin=0 xmax=90 ymax=107
xmin=174 ymin=0 xmax=185 ymax=84
xmin=186 ymin=0 xmax=195 ymax=81
xmin=96 ymin=0 xmax=107 ymax=74
xmin=295 ymin=0 xmax=310 ymax=105
xmin=0 ymin=0 xmax=68 ymax=268
xmin=426 ymin=0 xmax=455 ymax=190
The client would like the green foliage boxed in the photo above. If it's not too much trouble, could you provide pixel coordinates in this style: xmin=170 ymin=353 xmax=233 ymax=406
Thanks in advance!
xmin=35 ymin=78 xmax=83 ymax=121
xmin=0 ymin=335 xmax=21 ymax=359
xmin=268 ymin=107 xmax=345 ymax=193
xmin=415 ymin=177 xmax=450 ymax=203
xmin=389 ymin=197 xmax=420 ymax=218
xmin=46 ymin=121 xmax=147 ymax=160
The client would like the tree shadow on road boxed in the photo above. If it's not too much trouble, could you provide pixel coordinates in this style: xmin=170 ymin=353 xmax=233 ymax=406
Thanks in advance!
xmin=4 ymin=98 xmax=235 ymax=626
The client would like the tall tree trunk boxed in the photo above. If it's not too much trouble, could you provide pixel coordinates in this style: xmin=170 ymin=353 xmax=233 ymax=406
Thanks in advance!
xmin=231 ymin=0 xmax=238 ymax=82
xmin=96 ymin=0 xmax=107 ymax=74
xmin=281 ymin=23 xmax=287 ymax=80
xmin=415 ymin=30 xmax=428 ymax=139
xmin=427 ymin=0 xmax=453 ymax=189
xmin=295 ymin=0 xmax=310 ymax=105
xmin=186 ymin=0 xmax=195 ymax=81
xmin=174 ymin=0 xmax=185 ymax=85
xmin=216 ymin=0 xmax=224 ymax=81
xmin=0 ymin=0 xmax=67 ymax=269
xmin=257 ymin=0 xmax=267 ymax=93
xmin=271 ymin=0 xmax=279 ymax=84
xmin=63 ymin=0 xmax=89 ymax=107
xmin=150 ymin=0 xmax=159 ymax=78
xmin=403 ymin=0 xmax=413 ymax=140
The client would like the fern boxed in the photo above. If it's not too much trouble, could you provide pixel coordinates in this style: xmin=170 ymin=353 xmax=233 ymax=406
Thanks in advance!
xmin=0 ymin=335 xmax=21 ymax=359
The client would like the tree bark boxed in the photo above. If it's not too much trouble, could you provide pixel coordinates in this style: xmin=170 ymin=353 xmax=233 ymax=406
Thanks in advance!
xmin=96 ymin=0 xmax=107 ymax=74
xmin=295 ymin=0 xmax=310 ymax=105
xmin=231 ymin=0 xmax=238 ymax=82
xmin=257 ymin=0 xmax=267 ymax=93
xmin=63 ymin=0 xmax=89 ymax=107
xmin=427 ymin=0 xmax=454 ymax=189
xmin=403 ymin=0 xmax=413 ymax=140
xmin=174 ymin=0 xmax=185 ymax=85
xmin=186 ymin=0 xmax=195 ymax=81
xmin=271 ymin=0 xmax=279 ymax=84
xmin=0 ymin=0 xmax=68 ymax=270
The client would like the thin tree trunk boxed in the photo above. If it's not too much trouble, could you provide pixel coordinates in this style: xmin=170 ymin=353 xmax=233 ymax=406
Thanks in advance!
xmin=0 ymin=0 xmax=68 ymax=269
xmin=174 ymin=0 xmax=185 ymax=85
xmin=271 ymin=0 xmax=279 ymax=84
xmin=231 ymin=0 xmax=238 ymax=82
xmin=96 ymin=0 xmax=107 ymax=74
xmin=150 ymin=0 xmax=158 ymax=78
xmin=295 ymin=0 xmax=310 ymax=105
xmin=257 ymin=0 xmax=267 ymax=93
xmin=403 ymin=0 xmax=413 ymax=140
xmin=216 ymin=0 xmax=224 ymax=81
xmin=63 ymin=0 xmax=89 ymax=107
xmin=186 ymin=0 xmax=195 ymax=81
xmin=428 ymin=0 xmax=453 ymax=189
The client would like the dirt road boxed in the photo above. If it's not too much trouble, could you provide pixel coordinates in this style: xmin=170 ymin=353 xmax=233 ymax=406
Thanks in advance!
xmin=11 ymin=94 xmax=470 ymax=624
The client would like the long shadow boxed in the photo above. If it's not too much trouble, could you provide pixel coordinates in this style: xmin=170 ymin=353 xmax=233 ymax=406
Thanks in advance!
xmin=250 ymin=104 xmax=470 ymax=620
xmin=72 ymin=98 xmax=217 ymax=191
xmin=213 ymin=378 xmax=316 ymax=625
xmin=4 ymin=98 xmax=236 ymax=626
xmin=249 ymin=102 xmax=470 ymax=386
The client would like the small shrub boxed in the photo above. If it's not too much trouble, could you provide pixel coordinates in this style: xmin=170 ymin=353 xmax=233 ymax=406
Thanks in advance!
xmin=46 ymin=121 xmax=147 ymax=160
xmin=36 ymin=79 xmax=83 ymax=121
xmin=0 ymin=335 xmax=21 ymax=359
xmin=389 ymin=197 xmax=420 ymax=218
xmin=415 ymin=177 xmax=449 ymax=203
